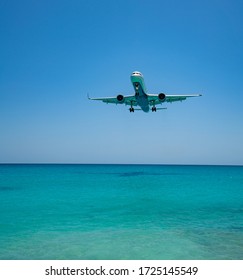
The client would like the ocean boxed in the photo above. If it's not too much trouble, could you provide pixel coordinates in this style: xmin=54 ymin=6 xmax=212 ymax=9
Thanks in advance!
xmin=0 ymin=164 xmax=242 ymax=260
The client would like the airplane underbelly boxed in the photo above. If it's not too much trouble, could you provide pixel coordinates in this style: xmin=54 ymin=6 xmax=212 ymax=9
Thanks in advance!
xmin=136 ymin=96 xmax=149 ymax=112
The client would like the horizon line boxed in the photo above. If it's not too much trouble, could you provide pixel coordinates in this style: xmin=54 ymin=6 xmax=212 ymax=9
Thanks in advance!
xmin=0 ymin=163 xmax=243 ymax=167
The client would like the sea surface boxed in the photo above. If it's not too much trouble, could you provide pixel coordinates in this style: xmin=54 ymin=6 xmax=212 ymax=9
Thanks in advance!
xmin=0 ymin=164 xmax=243 ymax=260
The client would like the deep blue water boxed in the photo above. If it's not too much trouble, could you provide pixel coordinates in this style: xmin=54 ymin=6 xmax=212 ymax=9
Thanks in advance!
xmin=0 ymin=164 xmax=243 ymax=259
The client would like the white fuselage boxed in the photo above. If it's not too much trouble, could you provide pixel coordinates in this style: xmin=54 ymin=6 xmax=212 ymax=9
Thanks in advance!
xmin=130 ymin=71 xmax=150 ymax=112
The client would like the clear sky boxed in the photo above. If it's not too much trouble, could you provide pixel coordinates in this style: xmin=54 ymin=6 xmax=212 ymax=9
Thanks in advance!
xmin=0 ymin=0 xmax=243 ymax=165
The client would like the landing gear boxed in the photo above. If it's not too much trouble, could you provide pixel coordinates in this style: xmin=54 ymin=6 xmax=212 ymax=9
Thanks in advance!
xmin=151 ymin=100 xmax=157 ymax=112
xmin=129 ymin=101 xmax=135 ymax=112
xmin=135 ymin=83 xmax=139 ymax=91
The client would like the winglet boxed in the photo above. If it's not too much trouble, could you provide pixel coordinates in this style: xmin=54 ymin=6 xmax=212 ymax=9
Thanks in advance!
xmin=87 ymin=93 xmax=90 ymax=99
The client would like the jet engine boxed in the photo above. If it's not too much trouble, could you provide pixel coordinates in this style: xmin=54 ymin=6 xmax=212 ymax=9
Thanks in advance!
xmin=158 ymin=93 xmax=166 ymax=101
xmin=117 ymin=94 xmax=124 ymax=103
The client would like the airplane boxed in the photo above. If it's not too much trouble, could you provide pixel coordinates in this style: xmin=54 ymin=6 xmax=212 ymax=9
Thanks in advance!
xmin=88 ymin=71 xmax=202 ymax=113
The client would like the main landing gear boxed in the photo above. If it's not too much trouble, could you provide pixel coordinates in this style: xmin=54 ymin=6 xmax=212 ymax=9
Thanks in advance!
xmin=151 ymin=100 xmax=157 ymax=112
xmin=129 ymin=101 xmax=135 ymax=112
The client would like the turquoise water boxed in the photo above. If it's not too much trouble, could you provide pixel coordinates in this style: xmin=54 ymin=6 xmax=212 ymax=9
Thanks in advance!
xmin=0 ymin=164 xmax=243 ymax=260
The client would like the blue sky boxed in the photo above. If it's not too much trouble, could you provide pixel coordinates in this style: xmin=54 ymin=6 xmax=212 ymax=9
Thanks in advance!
xmin=0 ymin=0 xmax=243 ymax=164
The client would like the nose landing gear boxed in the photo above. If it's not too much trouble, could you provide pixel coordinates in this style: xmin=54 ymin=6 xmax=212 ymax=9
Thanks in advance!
xmin=134 ymin=82 xmax=139 ymax=91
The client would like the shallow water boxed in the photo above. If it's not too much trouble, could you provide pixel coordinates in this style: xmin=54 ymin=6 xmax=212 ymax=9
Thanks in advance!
xmin=0 ymin=164 xmax=243 ymax=259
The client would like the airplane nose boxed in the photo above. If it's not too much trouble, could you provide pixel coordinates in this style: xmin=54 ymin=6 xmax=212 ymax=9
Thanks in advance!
xmin=131 ymin=71 xmax=142 ymax=76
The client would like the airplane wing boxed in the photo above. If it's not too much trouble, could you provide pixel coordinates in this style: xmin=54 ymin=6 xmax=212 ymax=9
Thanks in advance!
xmin=147 ymin=93 xmax=202 ymax=105
xmin=88 ymin=95 xmax=138 ymax=106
